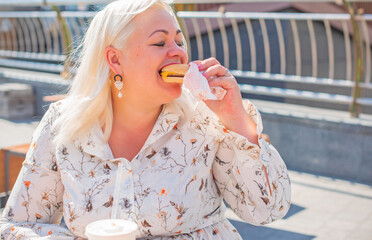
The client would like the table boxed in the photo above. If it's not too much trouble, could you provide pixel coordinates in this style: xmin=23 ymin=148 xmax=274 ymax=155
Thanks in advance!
xmin=0 ymin=144 xmax=30 ymax=208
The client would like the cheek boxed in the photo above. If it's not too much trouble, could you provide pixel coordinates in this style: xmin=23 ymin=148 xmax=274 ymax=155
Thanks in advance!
xmin=126 ymin=45 xmax=145 ymax=63
xmin=133 ymin=48 xmax=159 ymax=72
xmin=123 ymin=49 xmax=150 ymax=78
xmin=181 ymin=52 xmax=188 ymax=64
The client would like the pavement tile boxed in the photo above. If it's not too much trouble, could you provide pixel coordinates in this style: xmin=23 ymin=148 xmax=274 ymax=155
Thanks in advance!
xmin=290 ymin=186 xmax=329 ymax=207
xmin=345 ymin=229 xmax=372 ymax=240
xmin=334 ymin=203 xmax=372 ymax=222
xmin=311 ymin=194 xmax=350 ymax=214
xmin=314 ymin=228 xmax=352 ymax=240
xmin=358 ymin=217 xmax=372 ymax=231
xmin=322 ymin=219 xmax=360 ymax=232
xmin=0 ymin=118 xmax=39 ymax=148
xmin=284 ymin=210 xmax=334 ymax=233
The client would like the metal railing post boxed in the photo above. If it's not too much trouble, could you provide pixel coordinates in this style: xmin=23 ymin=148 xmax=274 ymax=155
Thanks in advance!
xmin=52 ymin=5 xmax=73 ymax=79
xmin=344 ymin=0 xmax=364 ymax=117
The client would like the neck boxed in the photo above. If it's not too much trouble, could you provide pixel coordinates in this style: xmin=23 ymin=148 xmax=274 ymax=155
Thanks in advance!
xmin=111 ymin=94 xmax=163 ymax=131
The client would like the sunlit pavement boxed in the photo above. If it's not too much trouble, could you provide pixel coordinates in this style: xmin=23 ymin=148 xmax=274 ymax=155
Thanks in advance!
xmin=227 ymin=170 xmax=372 ymax=240
xmin=0 ymin=117 xmax=39 ymax=148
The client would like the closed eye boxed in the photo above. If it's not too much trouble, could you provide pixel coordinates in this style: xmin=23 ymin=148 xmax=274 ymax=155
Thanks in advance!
xmin=153 ymin=42 xmax=165 ymax=47
xmin=153 ymin=41 xmax=183 ymax=47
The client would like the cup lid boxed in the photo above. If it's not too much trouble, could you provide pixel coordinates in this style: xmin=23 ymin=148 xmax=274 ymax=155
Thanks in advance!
xmin=85 ymin=219 xmax=138 ymax=237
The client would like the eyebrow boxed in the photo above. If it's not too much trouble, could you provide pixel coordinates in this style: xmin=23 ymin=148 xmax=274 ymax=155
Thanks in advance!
xmin=148 ymin=29 xmax=182 ymax=38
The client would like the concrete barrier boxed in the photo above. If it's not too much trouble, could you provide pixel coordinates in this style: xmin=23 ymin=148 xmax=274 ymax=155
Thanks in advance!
xmin=0 ymin=70 xmax=69 ymax=116
xmin=256 ymin=101 xmax=372 ymax=185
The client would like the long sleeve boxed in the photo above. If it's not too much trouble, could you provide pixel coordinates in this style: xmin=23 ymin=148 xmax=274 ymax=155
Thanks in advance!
xmin=212 ymin=100 xmax=291 ymax=225
xmin=0 ymin=103 xmax=75 ymax=239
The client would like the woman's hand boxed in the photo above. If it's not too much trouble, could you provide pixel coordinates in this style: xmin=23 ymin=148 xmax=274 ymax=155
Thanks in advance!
xmin=194 ymin=58 xmax=259 ymax=144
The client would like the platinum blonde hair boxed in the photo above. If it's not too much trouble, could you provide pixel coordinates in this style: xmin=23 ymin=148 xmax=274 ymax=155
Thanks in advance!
xmin=53 ymin=0 xmax=178 ymax=145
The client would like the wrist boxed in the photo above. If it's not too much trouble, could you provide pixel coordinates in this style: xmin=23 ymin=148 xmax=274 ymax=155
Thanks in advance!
xmin=221 ymin=112 xmax=259 ymax=145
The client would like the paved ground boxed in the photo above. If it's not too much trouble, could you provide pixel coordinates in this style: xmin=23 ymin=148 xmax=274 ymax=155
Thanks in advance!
xmin=0 ymin=117 xmax=40 ymax=148
xmin=1 ymin=113 xmax=372 ymax=240
xmin=227 ymin=171 xmax=372 ymax=240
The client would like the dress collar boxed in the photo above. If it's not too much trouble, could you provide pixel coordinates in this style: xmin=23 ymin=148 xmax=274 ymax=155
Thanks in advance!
xmin=74 ymin=101 xmax=184 ymax=162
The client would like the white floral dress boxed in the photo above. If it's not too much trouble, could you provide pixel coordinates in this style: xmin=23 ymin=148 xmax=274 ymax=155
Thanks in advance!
xmin=0 ymin=93 xmax=291 ymax=240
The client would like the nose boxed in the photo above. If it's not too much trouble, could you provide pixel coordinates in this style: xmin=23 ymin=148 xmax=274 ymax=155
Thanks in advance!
xmin=167 ymin=42 xmax=188 ymax=64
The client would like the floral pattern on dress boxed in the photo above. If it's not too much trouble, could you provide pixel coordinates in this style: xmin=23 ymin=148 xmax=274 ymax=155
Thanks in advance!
xmin=0 ymin=93 xmax=291 ymax=239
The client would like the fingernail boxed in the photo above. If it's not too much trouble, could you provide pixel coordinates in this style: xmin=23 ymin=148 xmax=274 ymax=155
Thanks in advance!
xmin=202 ymin=72 xmax=206 ymax=77
xmin=197 ymin=64 xmax=202 ymax=70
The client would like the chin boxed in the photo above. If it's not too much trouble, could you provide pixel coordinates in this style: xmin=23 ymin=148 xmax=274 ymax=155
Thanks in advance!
xmin=162 ymin=84 xmax=183 ymax=103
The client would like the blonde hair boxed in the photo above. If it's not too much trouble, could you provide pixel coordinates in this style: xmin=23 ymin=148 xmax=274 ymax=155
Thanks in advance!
xmin=54 ymin=0 xmax=176 ymax=145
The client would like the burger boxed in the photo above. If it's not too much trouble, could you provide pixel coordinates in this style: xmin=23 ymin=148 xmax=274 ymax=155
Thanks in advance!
xmin=159 ymin=63 xmax=189 ymax=83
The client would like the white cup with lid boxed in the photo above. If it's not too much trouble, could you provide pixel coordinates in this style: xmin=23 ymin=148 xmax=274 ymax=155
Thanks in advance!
xmin=85 ymin=219 xmax=138 ymax=240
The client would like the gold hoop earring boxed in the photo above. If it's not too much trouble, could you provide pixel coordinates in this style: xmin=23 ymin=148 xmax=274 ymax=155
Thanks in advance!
xmin=114 ymin=74 xmax=123 ymax=98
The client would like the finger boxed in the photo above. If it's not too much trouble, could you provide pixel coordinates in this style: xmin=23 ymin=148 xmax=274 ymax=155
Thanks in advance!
xmin=191 ymin=60 xmax=202 ymax=66
xmin=198 ymin=57 xmax=220 ymax=71
xmin=203 ymin=65 xmax=229 ymax=79
xmin=208 ymin=76 xmax=237 ymax=90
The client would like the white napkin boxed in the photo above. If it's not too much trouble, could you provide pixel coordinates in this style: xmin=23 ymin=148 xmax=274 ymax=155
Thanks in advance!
xmin=184 ymin=62 xmax=227 ymax=101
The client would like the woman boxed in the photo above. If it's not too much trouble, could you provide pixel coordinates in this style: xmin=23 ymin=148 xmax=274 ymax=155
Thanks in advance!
xmin=0 ymin=0 xmax=291 ymax=239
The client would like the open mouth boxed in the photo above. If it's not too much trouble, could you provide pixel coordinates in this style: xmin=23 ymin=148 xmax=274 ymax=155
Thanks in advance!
xmin=158 ymin=63 xmax=178 ymax=75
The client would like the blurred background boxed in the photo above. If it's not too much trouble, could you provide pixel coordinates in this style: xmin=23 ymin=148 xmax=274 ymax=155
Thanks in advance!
xmin=0 ymin=0 xmax=372 ymax=239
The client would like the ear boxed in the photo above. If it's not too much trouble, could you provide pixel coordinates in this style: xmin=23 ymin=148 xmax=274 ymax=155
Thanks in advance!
xmin=105 ymin=46 xmax=122 ymax=75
